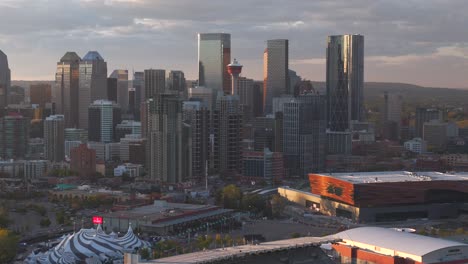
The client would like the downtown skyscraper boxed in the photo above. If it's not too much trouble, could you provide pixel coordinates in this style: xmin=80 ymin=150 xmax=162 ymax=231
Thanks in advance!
xmin=0 ymin=49 xmax=11 ymax=116
xmin=144 ymin=69 xmax=166 ymax=100
xmin=263 ymin=39 xmax=289 ymax=114
xmin=110 ymin=69 xmax=129 ymax=113
xmin=326 ymin=35 xmax=364 ymax=155
xmin=78 ymin=51 xmax=108 ymax=129
xmin=44 ymin=114 xmax=65 ymax=162
xmin=55 ymin=52 xmax=81 ymax=128
xmin=198 ymin=33 xmax=231 ymax=94
xmin=146 ymin=94 xmax=187 ymax=183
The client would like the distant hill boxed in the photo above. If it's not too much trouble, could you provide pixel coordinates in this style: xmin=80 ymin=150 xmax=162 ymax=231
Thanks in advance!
xmin=13 ymin=80 xmax=468 ymax=107
xmin=312 ymin=81 xmax=468 ymax=107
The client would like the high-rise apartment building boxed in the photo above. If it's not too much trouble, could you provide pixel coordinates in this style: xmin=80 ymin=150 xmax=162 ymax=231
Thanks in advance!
xmin=55 ymin=52 xmax=80 ymax=127
xmin=237 ymin=77 xmax=255 ymax=121
xmin=88 ymin=100 xmax=122 ymax=143
xmin=263 ymin=39 xmax=289 ymax=114
xmin=0 ymin=50 xmax=10 ymax=116
xmin=146 ymin=94 xmax=187 ymax=183
xmin=183 ymin=100 xmax=210 ymax=180
xmin=283 ymin=95 xmax=327 ymax=176
xmin=30 ymin=83 xmax=52 ymax=108
xmin=213 ymin=95 xmax=242 ymax=175
xmin=0 ymin=113 xmax=29 ymax=159
xmin=144 ymin=69 xmax=166 ymax=100
xmin=44 ymin=114 xmax=65 ymax=162
xmin=198 ymin=33 xmax=231 ymax=93
xmin=78 ymin=51 xmax=108 ymax=129
xmin=110 ymin=69 xmax=129 ymax=113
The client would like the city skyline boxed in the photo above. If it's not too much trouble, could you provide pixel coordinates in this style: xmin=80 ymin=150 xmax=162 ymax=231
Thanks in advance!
xmin=1 ymin=0 xmax=467 ymax=88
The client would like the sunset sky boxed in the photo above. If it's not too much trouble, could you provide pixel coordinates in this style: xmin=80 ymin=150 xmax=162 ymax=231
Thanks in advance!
xmin=1 ymin=0 xmax=467 ymax=88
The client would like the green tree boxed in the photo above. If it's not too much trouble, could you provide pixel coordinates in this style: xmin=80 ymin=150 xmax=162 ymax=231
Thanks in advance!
xmin=218 ymin=185 xmax=242 ymax=209
xmin=0 ymin=229 xmax=18 ymax=263
xmin=139 ymin=248 xmax=150 ymax=260
xmin=270 ymin=194 xmax=286 ymax=218
xmin=242 ymin=194 xmax=266 ymax=215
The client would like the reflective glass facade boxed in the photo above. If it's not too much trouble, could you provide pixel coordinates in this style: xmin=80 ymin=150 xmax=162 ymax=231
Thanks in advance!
xmin=263 ymin=39 xmax=289 ymax=114
xmin=55 ymin=52 xmax=81 ymax=128
xmin=198 ymin=33 xmax=231 ymax=93
xmin=326 ymin=35 xmax=364 ymax=131
xmin=0 ymin=50 xmax=11 ymax=115
xmin=78 ymin=51 xmax=107 ymax=129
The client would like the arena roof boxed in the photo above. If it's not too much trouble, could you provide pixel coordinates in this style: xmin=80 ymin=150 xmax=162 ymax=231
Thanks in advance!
xmin=316 ymin=171 xmax=468 ymax=184
xmin=332 ymin=227 xmax=468 ymax=258
xmin=146 ymin=236 xmax=338 ymax=264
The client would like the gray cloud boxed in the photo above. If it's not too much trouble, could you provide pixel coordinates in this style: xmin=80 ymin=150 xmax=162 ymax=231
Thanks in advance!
xmin=0 ymin=0 xmax=467 ymax=87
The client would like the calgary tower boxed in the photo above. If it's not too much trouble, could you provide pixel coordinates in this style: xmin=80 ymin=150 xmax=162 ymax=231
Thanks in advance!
xmin=227 ymin=58 xmax=243 ymax=95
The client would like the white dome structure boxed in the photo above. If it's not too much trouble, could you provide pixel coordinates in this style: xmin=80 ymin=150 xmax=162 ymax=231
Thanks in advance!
xmin=25 ymin=225 xmax=150 ymax=264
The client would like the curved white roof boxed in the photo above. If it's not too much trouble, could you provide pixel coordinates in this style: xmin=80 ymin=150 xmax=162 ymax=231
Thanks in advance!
xmin=333 ymin=227 xmax=467 ymax=257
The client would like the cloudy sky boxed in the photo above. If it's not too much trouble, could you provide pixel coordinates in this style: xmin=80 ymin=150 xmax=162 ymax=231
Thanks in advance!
xmin=1 ymin=0 xmax=467 ymax=88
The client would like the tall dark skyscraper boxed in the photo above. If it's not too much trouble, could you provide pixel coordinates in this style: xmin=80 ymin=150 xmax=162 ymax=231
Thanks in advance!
xmin=198 ymin=33 xmax=231 ymax=94
xmin=88 ymin=100 xmax=121 ymax=143
xmin=55 ymin=52 xmax=80 ymax=128
xmin=415 ymin=107 xmax=444 ymax=138
xmin=167 ymin=70 xmax=187 ymax=98
xmin=326 ymin=35 xmax=363 ymax=155
xmin=263 ymin=39 xmax=289 ymax=114
xmin=78 ymin=51 xmax=108 ymax=129
xmin=213 ymin=95 xmax=242 ymax=175
xmin=44 ymin=114 xmax=65 ymax=162
xmin=133 ymin=71 xmax=144 ymax=120
xmin=146 ymin=94 xmax=187 ymax=183
xmin=0 ymin=50 xmax=10 ymax=115
xmin=144 ymin=69 xmax=165 ymax=100
xmin=183 ymin=100 xmax=210 ymax=180
xmin=327 ymin=34 xmax=364 ymax=130
xmin=0 ymin=113 xmax=29 ymax=159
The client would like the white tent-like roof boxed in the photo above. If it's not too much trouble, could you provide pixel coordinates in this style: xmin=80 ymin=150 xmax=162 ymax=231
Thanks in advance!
xmin=332 ymin=227 xmax=468 ymax=263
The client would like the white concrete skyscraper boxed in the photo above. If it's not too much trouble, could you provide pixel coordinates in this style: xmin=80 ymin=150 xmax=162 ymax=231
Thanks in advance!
xmin=78 ymin=51 xmax=108 ymax=129
xmin=263 ymin=39 xmax=289 ymax=114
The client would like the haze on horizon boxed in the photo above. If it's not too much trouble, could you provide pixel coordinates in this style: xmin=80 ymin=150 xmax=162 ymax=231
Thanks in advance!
xmin=1 ymin=0 xmax=467 ymax=88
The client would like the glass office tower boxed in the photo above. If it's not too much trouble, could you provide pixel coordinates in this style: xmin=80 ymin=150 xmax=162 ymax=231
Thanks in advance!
xmin=263 ymin=39 xmax=289 ymax=114
xmin=326 ymin=35 xmax=364 ymax=131
xmin=78 ymin=51 xmax=108 ymax=129
xmin=198 ymin=33 xmax=231 ymax=94
xmin=55 ymin=52 xmax=81 ymax=128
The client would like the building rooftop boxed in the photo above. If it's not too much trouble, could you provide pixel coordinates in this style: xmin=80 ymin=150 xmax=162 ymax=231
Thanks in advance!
xmin=146 ymin=236 xmax=337 ymax=264
xmin=332 ymin=227 xmax=468 ymax=259
xmin=103 ymin=201 xmax=226 ymax=223
xmin=316 ymin=171 xmax=468 ymax=184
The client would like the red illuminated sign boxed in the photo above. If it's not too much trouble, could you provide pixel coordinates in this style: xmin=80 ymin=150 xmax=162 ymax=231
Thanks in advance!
xmin=93 ymin=216 xmax=103 ymax=224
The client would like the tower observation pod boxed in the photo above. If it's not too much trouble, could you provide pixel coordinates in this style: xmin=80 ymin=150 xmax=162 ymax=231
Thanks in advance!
xmin=227 ymin=59 xmax=243 ymax=95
